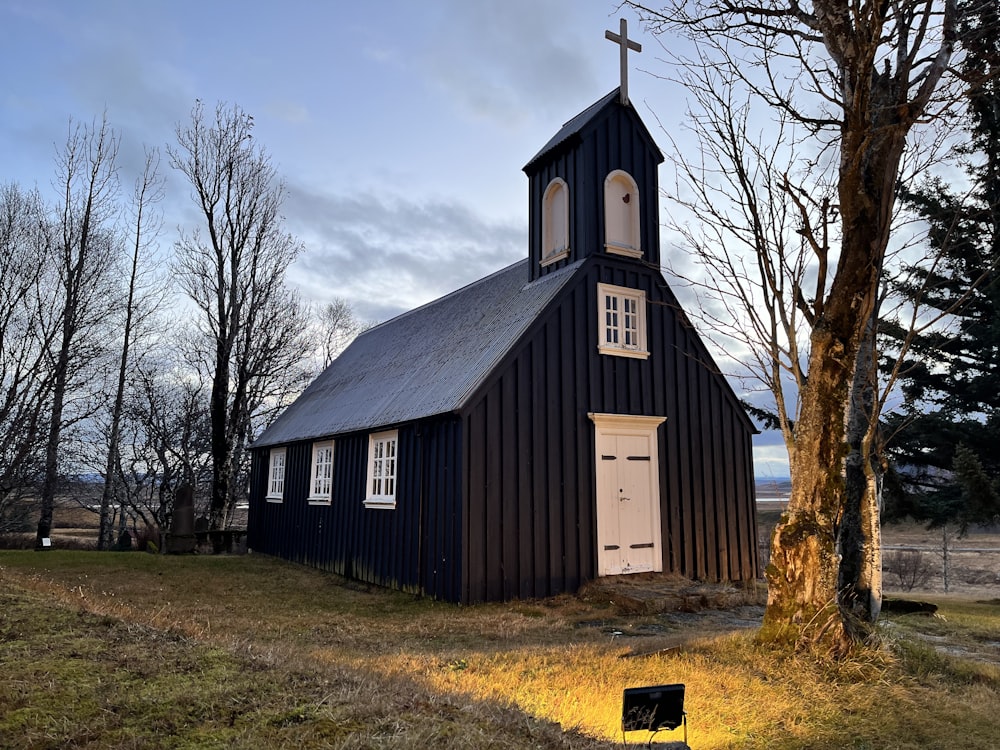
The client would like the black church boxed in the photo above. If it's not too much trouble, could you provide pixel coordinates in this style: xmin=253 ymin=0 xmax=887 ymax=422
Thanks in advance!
xmin=247 ymin=27 xmax=758 ymax=602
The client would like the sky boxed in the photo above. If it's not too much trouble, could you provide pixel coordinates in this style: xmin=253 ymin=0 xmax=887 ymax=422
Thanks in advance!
xmin=0 ymin=0 xmax=790 ymax=478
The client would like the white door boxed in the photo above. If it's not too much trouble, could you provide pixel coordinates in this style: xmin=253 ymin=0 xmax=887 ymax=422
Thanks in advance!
xmin=591 ymin=414 xmax=665 ymax=576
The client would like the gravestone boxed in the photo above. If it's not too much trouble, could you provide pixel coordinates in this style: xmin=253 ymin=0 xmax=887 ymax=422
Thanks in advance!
xmin=165 ymin=483 xmax=196 ymax=553
xmin=115 ymin=529 xmax=132 ymax=551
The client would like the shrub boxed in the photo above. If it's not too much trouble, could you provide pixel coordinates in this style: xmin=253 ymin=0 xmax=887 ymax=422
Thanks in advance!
xmin=0 ymin=533 xmax=35 ymax=550
xmin=884 ymin=549 xmax=934 ymax=591
xmin=959 ymin=567 xmax=998 ymax=585
xmin=0 ymin=499 xmax=33 ymax=534
xmin=133 ymin=525 xmax=160 ymax=552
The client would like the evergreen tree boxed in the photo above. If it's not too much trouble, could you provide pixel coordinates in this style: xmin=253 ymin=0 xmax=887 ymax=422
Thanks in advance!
xmin=882 ymin=0 xmax=1000 ymax=530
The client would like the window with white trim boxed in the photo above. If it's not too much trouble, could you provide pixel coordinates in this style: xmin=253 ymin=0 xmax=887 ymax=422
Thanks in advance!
xmin=364 ymin=430 xmax=398 ymax=509
xmin=308 ymin=440 xmax=334 ymax=503
xmin=604 ymin=170 xmax=641 ymax=257
xmin=597 ymin=283 xmax=648 ymax=359
xmin=266 ymin=448 xmax=286 ymax=501
xmin=541 ymin=177 xmax=570 ymax=266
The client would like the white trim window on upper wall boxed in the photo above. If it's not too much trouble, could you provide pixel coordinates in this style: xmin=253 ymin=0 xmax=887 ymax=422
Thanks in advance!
xmin=364 ymin=430 xmax=398 ymax=509
xmin=541 ymin=177 xmax=570 ymax=266
xmin=308 ymin=440 xmax=334 ymax=504
xmin=266 ymin=447 xmax=286 ymax=502
xmin=604 ymin=170 xmax=641 ymax=258
xmin=597 ymin=282 xmax=649 ymax=359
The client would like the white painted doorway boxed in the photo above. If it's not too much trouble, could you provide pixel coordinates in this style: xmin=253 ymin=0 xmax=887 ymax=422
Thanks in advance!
xmin=589 ymin=414 xmax=665 ymax=576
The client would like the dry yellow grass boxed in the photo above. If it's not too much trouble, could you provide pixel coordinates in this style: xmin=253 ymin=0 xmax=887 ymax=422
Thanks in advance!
xmin=2 ymin=551 xmax=999 ymax=749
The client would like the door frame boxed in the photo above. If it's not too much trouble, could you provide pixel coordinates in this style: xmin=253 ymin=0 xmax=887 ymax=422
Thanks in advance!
xmin=588 ymin=413 xmax=666 ymax=576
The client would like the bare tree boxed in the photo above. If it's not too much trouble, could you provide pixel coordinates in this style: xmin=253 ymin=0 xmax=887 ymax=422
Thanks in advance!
xmin=629 ymin=0 xmax=960 ymax=649
xmin=122 ymin=363 xmax=213 ymax=533
xmin=316 ymin=298 xmax=363 ymax=369
xmin=96 ymin=149 xmax=165 ymax=549
xmin=883 ymin=548 xmax=934 ymax=591
xmin=170 ymin=101 xmax=311 ymax=535
xmin=35 ymin=117 xmax=122 ymax=549
xmin=658 ymin=74 xmax=824 ymax=460
xmin=0 ymin=184 xmax=55 ymax=531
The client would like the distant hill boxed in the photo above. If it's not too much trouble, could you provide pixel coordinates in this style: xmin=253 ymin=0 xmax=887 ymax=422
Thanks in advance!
xmin=755 ymin=478 xmax=791 ymax=500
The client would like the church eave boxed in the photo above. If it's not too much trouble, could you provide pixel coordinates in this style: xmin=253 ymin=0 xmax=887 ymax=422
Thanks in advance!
xmin=523 ymin=88 xmax=664 ymax=174
xmin=522 ymin=88 xmax=622 ymax=172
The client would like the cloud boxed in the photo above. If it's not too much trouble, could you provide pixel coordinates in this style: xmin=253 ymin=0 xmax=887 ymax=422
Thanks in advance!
xmin=754 ymin=442 xmax=791 ymax=479
xmin=418 ymin=0 xmax=602 ymax=128
xmin=283 ymin=183 xmax=527 ymax=323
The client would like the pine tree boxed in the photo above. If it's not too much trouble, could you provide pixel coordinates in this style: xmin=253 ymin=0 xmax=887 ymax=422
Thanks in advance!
xmin=882 ymin=0 xmax=1000 ymax=530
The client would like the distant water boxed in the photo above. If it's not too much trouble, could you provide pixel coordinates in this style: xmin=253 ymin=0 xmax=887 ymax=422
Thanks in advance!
xmin=755 ymin=477 xmax=791 ymax=500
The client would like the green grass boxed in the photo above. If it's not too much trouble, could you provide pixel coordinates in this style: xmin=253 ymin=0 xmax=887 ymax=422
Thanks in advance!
xmin=2 ymin=551 xmax=999 ymax=749
xmin=879 ymin=595 xmax=1000 ymax=687
xmin=1 ymin=587 xmax=328 ymax=748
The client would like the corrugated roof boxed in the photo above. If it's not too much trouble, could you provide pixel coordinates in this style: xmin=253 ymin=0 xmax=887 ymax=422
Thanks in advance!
xmin=252 ymin=259 xmax=583 ymax=448
xmin=523 ymin=88 xmax=621 ymax=172
xmin=523 ymin=88 xmax=664 ymax=173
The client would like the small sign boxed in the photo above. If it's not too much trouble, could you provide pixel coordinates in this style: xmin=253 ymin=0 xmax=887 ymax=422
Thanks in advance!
xmin=41 ymin=538 xmax=51 ymax=547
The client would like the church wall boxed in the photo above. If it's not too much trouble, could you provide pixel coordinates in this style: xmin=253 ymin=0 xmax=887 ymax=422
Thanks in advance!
xmin=462 ymin=288 xmax=594 ymax=602
xmin=635 ymin=261 xmax=759 ymax=582
xmin=247 ymin=415 xmax=464 ymax=601
xmin=460 ymin=255 xmax=757 ymax=602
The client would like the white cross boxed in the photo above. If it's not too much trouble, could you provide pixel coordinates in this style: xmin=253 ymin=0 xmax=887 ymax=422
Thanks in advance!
xmin=605 ymin=18 xmax=641 ymax=105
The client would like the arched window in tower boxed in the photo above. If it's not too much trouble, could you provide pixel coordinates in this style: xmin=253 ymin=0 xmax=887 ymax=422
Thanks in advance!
xmin=541 ymin=177 xmax=570 ymax=266
xmin=604 ymin=170 xmax=641 ymax=258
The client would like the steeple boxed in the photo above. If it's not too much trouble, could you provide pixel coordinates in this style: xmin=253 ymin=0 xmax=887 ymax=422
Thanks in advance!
xmin=523 ymin=23 xmax=663 ymax=282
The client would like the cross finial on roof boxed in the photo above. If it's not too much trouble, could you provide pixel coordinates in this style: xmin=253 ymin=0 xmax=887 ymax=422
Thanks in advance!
xmin=605 ymin=18 xmax=641 ymax=105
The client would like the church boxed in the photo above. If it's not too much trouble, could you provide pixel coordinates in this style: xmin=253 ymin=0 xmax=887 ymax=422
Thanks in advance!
xmin=247 ymin=23 xmax=759 ymax=603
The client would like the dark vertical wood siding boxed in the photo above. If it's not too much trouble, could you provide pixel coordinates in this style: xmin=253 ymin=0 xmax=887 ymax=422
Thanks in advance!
xmin=248 ymin=416 xmax=463 ymax=601
xmin=527 ymin=104 xmax=662 ymax=282
xmin=460 ymin=256 xmax=757 ymax=602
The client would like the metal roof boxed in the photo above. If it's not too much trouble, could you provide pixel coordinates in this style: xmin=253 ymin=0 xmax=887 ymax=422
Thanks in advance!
xmin=523 ymin=89 xmax=621 ymax=172
xmin=522 ymin=87 xmax=663 ymax=173
xmin=252 ymin=259 xmax=583 ymax=448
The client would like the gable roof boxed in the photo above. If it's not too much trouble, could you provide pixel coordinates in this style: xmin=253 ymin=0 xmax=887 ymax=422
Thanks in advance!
xmin=253 ymin=259 xmax=582 ymax=448
xmin=523 ymin=88 xmax=664 ymax=173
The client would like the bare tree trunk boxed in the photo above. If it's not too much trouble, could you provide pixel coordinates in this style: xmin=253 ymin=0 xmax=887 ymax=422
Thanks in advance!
xmin=209 ymin=350 xmax=232 ymax=533
xmin=942 ymin=525 xmax=950 ymax=593
xmin=98 ymin=148 xmax=161 ymax=549
xmin=763 ymin=121 xmax=907 ymax=649
xmin=762 ymin=331 xmax=858 ymax=650
xmin=35 ymin=349 xmax=69 ymax=549
xmin=97 ymin=214 xmax=138 ymax=549
xmin=839 ymin=313 xmax=883 ymax=636
xmin=36 ymin=118 xmax=120 ymax=550
xmin=171 ymin=102 xmax=309 ymax=542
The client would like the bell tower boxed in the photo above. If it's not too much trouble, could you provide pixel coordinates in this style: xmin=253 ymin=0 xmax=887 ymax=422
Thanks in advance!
xmin=522 ymin=19 xmax=664 ymax=282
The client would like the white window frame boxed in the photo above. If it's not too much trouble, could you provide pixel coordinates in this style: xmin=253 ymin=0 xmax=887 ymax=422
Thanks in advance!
xmin=541 ymin=177 xmax=570 ymax=266
xmin=604 ymin=170 xmax=641 ymax=258
xmin=597 ymin=283 xmax=649 ymax=359
xmin=307 ymin=440 xmax=334 ymax=504
xmin=266 ymin=447 xmax=287 ymax=502
xmin=364 ymin=430 xmax=398 ymax=509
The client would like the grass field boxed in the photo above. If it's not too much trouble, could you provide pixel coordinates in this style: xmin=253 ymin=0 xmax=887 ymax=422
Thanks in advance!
xmin=2 ymin=551 xmax=999 ymax=749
